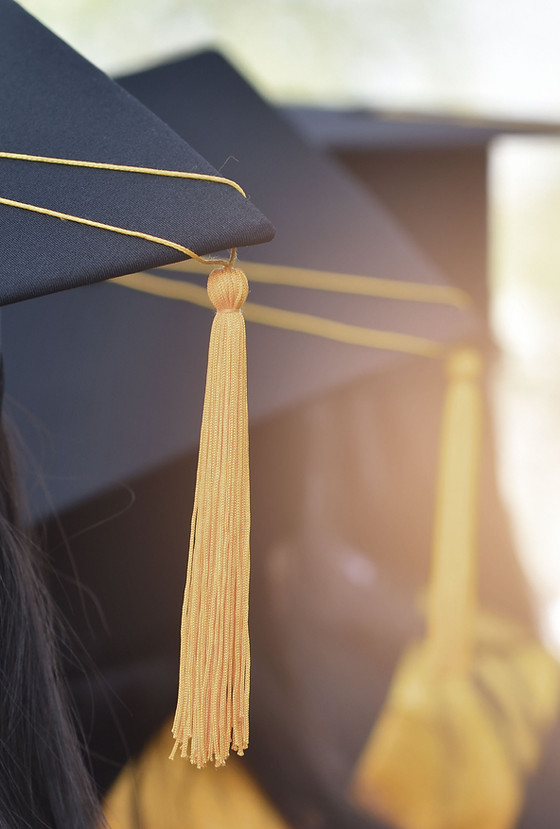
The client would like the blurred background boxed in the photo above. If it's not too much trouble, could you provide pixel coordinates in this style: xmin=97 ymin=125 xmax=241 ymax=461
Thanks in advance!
xmin=17 ymin=0 xmax=560 ymax=654
xmin=14 ymin=0 xmax=560 ymax=116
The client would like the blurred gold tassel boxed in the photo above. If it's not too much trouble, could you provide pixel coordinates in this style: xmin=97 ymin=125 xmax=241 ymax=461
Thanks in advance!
xmin=171 ymin=264 xmax=250 ymax=768
xmin=105 ymin=718 xmax=289 ymax=829
xmin=350 ymin=347 xmax=560 ymax=829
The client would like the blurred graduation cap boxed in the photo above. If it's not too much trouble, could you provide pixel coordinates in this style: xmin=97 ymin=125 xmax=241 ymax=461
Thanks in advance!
xmin=284 ymin=106 xmax=560 ymax=321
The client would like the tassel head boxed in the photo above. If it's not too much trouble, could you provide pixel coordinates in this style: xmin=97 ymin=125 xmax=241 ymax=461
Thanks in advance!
xmin=207 ymin=265 xmax=249 ymax=311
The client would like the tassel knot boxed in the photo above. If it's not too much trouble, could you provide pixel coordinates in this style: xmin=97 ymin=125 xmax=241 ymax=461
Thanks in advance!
xmin=207 ymin=266 xmax=248 ymax=312
xmin=446 ymin=347 xmax=481 ymax=382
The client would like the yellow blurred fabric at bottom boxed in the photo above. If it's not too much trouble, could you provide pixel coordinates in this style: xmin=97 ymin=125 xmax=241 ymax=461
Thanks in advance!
xmin=103 ymin=610 xmax=559 ymax=829
xmin=350 ymin=611 xmax=560 ymax=829
xmin=103 ymin=721 xmax=289 ymax=829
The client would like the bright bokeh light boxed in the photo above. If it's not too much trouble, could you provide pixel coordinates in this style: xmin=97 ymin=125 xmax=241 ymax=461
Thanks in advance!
xmin=16 ymin=0 xmax=560 ymax=120
xmin=542 ymin=595 xmax=560 ymax=659
xmin=491 ymin=138 xmax=560 ymax=649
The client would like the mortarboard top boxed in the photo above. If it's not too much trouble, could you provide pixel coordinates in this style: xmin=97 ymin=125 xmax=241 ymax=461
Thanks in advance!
xmin=0 ymin=0 xmax=272 ymax=307
xmin=284 ymin=107 xmax=560 ymax=320
xmin=5 ymin=51 xmax=475 ymax=522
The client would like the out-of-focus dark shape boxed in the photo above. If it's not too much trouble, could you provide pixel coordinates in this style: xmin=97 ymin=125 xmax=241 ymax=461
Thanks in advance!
xmin=284 ymin=107 xmax=560 ymax=323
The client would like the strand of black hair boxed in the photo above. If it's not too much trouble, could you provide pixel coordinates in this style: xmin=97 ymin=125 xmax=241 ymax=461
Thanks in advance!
xmin=0 ymin=420 xmax=104 ymax=829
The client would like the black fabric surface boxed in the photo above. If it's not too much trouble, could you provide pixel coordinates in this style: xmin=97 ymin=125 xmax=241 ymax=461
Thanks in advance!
xmin=0 ymin=1 xmax=272 ymax=305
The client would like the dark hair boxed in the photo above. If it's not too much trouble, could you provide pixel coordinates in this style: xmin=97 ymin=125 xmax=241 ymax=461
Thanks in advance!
xmin=0 ymin=421 xmax=102 ymax=829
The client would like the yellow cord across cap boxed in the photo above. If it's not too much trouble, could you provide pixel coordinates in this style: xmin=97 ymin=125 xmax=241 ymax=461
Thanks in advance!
xmin=167 ymin=258 xmax=471 ymax=309
xmin=0 ymin=151 xmax=245 ymax=194
xmin=0 ymin=151 xmax=245 ymax=267
xmin=115 ymin=269 xmax=448 ymax=358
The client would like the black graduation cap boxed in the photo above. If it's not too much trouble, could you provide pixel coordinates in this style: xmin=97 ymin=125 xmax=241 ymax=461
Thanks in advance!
xmin=284 ymin=107 xmax=560 ymax=322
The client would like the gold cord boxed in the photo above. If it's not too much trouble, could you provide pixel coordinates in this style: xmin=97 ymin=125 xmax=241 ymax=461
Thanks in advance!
xmin=114 ymin=270 xmax=449 ymax=359
xmin=166 ymin=259 xmax=471 ymax=309
xmin=0 ymin=196 xmax=210 ymax=262
xmin=0 ymin=151 xmax=245 ymax=194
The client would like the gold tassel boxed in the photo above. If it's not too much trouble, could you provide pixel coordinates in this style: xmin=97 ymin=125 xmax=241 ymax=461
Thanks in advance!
xmin=350 ymin=349 xmax=560 ymax=829
xmin=171 ymin=264 xmax=250 ymax=768
xmin=350 ymin=347 xmax=543 ymax=829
